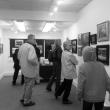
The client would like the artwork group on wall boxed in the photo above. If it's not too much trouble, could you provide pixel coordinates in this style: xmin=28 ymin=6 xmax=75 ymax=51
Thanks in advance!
xmin=96 ymin=45 xmax=109 ymax=65
xmin=97 ymin=20 xmax=110 ymax=42
xmin=90 ymin=34 xmax=97 ymax=45
xmin=71 ymin=39 xmax=77 ymax=53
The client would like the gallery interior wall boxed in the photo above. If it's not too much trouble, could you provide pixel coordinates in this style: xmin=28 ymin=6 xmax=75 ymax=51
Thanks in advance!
xmin=62 ymin=0 xmax=110 ymax=76
xmin=0 ymin=29 xmax=62 ymax=77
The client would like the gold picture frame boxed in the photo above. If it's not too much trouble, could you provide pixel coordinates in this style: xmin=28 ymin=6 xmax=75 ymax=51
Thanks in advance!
xmin=97 ymin=21 xmax=110 ymax=42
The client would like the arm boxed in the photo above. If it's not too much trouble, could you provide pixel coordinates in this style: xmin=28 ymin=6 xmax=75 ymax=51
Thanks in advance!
xmin=77 ymin=66 xmax=86 ymax=101
xmin=70 ymin=54 xmax=78 ymax=65
xmin=28 ymin=46 xmax=38 ymax=65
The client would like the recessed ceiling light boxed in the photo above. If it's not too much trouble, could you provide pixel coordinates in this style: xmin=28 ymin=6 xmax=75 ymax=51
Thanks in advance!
xmin=53 ymin=7 xmax=58 ymax=12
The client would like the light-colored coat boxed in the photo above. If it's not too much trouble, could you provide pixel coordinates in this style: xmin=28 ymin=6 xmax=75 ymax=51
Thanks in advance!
xmin=18 ymin=43 xmax=38 ymax=78
xmin=61 ymin=50 xmax=78 ymax=79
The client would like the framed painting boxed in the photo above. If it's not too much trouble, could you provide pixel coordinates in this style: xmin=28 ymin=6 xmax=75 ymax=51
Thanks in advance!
xmin=97 ymin=21 xmax=110 ymax=42
xmin=90 ymin=34 xmax=97 ymax=45
xmin=0 ymin=43 xmax=3 ymax=54
xmin=77 ymin=46 xmax=82 ymax=56
xmin=77 ymin=34 xmax=82 ymax=45
xmin=15 ymin=39 xmax=24 ymax=47
xmin=96 ymin=45 xmax=109 ymax=65
xmin=81 ymin=32 xmax=90 ymax=47
xmin=71 ymin=39 xmax=77 ymax=53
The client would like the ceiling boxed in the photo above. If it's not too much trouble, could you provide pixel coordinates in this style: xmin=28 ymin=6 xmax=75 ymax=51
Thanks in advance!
xmin=0 ymin=0 xmax=92 ymax=33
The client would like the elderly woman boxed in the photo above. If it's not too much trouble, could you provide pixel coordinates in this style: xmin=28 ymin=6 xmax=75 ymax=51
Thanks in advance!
xmin=55 ymin=40 xmax=78 ymax=104
xmin=77 ymin=46 xmax=110 ymax=110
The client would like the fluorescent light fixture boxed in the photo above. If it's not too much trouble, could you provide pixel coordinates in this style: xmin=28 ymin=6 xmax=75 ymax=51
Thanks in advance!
xmin=57 ymin=0 xmax=64 ymax=5
xmin=42 ymin=22 xmax=56 ymax=32
xmin=53 ymin=6 xmax=58 ymax=12
xmin=49 ymin=12 xmax=54 ymax=16
xmin=14 ymin=21 xmax=26 ymax=32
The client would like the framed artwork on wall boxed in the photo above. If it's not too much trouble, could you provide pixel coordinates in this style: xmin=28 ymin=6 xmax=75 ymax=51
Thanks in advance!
xmin=77 ymin=46 xmax=82 ymax=56
xmin=90 ymin=34 xmax=97 ymax=45
xmin=15 ymin=39 xmax=24 ymax=47
xmin=0 ymin=43 xmax=3 ymax=54
xmin=81 ymin=32 xmax=90 ymax=47
xmin=71 ymin=39 xmax=77 ymax=53
xmin=97 ymin=21 xmax=110 ymax=42
xmin=96 ymin=45 xmax=109 ymax=65
xmin=77 ymin=34 xmax=82 ymax=45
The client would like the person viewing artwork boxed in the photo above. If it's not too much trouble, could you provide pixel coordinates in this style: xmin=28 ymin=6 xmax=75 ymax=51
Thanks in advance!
xmin=18 ymin=34 xmax=38 ymax=107
xmin=46 ymin=39 xmax=62 ymax=92
xmin=12 ymin=48 xmax=24 ymax=85
xmin=55 ymin=40 xmax=78 ymax=104
xmin=77 ymin=46 xmax=110 ymax=110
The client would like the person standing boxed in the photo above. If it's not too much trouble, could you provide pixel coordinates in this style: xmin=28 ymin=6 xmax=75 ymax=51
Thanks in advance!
xmin=55 ymin=40 xmax=78 ymax=104
xmin=12 ymin=48 xmax=24 ymax=85
xmin=46 ymin=40 xmax=62 ymax=92
xmin=33 ymin=41 xmax=41 ymax=84
xmin=18 ymin=34 xmax=38 ymax=106
xmin=77 ymin=46 xmax=110 ymax=110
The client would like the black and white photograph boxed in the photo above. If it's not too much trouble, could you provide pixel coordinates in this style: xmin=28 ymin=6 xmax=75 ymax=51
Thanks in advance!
xmin=0 ymin=0 xmax=110 ymax=110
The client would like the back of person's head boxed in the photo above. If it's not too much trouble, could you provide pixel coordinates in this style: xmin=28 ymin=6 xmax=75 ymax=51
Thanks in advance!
xmin=63 ymin=40 xmax=72 ymax=51
xmin=27 ymin=34 xmax=36 ymax=45
xmin=82 ymin=46 xmax=96 ymax=62
xmin=54 ymin=39 xmax=61 ymax=47
xmin=15 ymin=48 xmax=19 ymax=54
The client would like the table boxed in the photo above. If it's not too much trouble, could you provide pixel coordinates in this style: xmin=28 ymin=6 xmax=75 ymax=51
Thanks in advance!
xmin=39 ymin=64 xmax=53 ymax=81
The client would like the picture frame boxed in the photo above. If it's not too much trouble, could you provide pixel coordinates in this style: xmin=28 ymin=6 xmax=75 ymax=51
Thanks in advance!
xmin=96 ymin=45 xmax=109 ymax=65
xmin=81 ymin=32 xmax=90 ymax=47
xmin=77 ymin=34 xmax=82 ymax=45
xmin=0 ymin=43 xmax=3 ymax=54
xmin=90 ymin=34 xmax=97 ymax=45
xmin=15 ymin=40 xmax=24 ymax=47
xmin=71 ymin=39 xmax=77 ymax=53
xmin=97 ymin=21 xmax=110 ymax=42
xmin=77 ymin=46 xmax=82 ymax=56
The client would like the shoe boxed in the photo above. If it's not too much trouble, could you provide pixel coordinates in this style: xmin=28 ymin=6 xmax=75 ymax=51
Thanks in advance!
xmin=46 ymin=88 xmax=52 ymax=92
xmin=62 ymin=100 xmax=73 ymax=104
xmin=20 ymin=99 xmax=24 ymax=103
xmin=54 ymin=94 xmax=58 ymax=99
xmin=12 ymin=81 xmax=16 ymax=85
xmin=23 ymin=101 xmax=36 ymax=107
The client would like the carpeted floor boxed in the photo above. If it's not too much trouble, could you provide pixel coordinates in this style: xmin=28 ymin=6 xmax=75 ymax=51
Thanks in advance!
xmin=0 ymin=76 xmax=110 ymax=110
xmin=0 ymin=76 xmax=81 ymax=110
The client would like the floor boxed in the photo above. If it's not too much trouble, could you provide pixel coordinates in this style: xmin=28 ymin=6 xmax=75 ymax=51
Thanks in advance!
xmin=0 ymin=76 xmax=110 ymax=110
xmin=0 ymin=76 xmax=81 ymax=110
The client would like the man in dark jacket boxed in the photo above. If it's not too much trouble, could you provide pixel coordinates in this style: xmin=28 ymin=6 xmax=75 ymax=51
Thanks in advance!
xmin=12 ymin=48 xmax=24 ymax=85
xmin=46 ymin=40 xmax=62 ymax=92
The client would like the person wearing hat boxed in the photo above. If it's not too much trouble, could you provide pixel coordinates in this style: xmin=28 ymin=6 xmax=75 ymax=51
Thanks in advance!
xmin=77 ymin=46 xmax=110 ymax=110
xmin=55 ymin=40 xmax=78 ymax=104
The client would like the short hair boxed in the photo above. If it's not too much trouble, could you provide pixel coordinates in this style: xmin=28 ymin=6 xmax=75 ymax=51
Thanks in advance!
xmin=28 ymin=34 xmax=35 ymax=40
xmin=63 ymin=40 xmax=71 ymax=50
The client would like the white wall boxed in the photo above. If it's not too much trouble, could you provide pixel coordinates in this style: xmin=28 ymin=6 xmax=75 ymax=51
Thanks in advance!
xmin=0 ymin=29 xmax=62 ymax=76
xmin=63 ymin=0 xmax=110 ymax=106
xmin=63 ymin=0 xmax=110 ymax=75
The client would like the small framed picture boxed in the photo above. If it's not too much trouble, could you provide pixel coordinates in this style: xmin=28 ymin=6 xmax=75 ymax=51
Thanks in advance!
xmin=77 ymin=46 xmax=82 ymax=56
xmin=97 ymin=21 xmax=110 ymax=42
xmin=90 ymin=34 xmax=97 ymax=45
xmin=96 ymin=45 xmax=109 ymax=65
xmin=81 ymin=32 xmax=90 ymax=47
xmin=15 ymin=40 xmax=24 ymax=47
xmin=71 ymin=39 xmax=77 ymax=53
xmin=77 ymin=34 xmax=82 ymax=45
xmin=0 ymin=43 xmax=3 ymax=54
